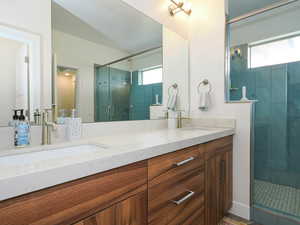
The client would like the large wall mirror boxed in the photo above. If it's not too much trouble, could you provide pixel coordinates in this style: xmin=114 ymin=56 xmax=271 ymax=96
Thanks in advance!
xmin=52 ymin=0 xmax=165 ymax=123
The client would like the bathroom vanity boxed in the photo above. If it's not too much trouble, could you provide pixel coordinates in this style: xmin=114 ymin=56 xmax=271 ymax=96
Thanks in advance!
xmin=0 ymin=130 xmax=233 ymax=225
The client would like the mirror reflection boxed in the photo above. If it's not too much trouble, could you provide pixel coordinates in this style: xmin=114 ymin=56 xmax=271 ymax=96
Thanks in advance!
xmin=52 ymin=0 xmax=163 ymax=123
xmin=0 ymin=25 xmax=41 ymax=127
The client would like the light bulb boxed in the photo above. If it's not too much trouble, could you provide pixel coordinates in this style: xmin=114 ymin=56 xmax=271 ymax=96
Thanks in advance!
xmin=184 ymin=2 xmax=192 ymax=11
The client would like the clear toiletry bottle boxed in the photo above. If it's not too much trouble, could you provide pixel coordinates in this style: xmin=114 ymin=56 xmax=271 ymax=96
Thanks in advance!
xmin=57 ymin=109 xmax=66 ymax=124
xmin=15 ymin=109 xmax=30 ymax=147
xmin=10 ymin=110 xmax=20 ymax=147
xmin=9 ymin=110 xmax=19 ymax=127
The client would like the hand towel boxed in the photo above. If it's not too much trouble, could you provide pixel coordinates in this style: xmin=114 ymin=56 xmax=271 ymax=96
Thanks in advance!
xmin=167 ymin=92 xmax=177 ymax=111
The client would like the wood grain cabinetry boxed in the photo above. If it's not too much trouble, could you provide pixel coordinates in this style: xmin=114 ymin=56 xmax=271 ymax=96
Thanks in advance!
xmin=0 ymin=161 xmax=147 ymax=225
xmin=0 ymin=136 xmax=233 ymax=225
xmin=205 ymin=136 xmax=233 ymax=225
xmin=74 ymin=191 xmax=147 ymax=225
xmin=148 ymin=145 xmax=206 ymax=225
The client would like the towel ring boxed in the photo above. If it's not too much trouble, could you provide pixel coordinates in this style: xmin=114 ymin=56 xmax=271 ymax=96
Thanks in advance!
xmin=197 ymin=79 xmax=212 ymax=94
xmin=168 ymin=83 xmax=179 ymax=96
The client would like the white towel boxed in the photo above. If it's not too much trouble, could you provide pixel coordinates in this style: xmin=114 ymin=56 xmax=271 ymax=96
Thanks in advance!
xmin=198 ymin=91 xmax=210 ymax=111
xmin=167 ymin=92 xmax=177 ymax=111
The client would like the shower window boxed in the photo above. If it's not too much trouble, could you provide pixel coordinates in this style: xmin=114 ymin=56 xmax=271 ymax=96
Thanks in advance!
xmin=249 ymin=34 xmax=300 ymax=68
xmin=140 ymin=66 xmax=163 ymax=85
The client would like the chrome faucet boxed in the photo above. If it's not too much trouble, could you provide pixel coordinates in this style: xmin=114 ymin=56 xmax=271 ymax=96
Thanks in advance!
xmin=42 ymin=109 xmax=57 ymax=145
xmin=177 ymin=111 xmax=183 ymax=128
xmin=177 ymin=111 xmax=190 ymax=128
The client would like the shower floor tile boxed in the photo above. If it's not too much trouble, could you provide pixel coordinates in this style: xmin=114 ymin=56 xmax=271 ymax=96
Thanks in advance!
xmin=254 ymin=180 xmax=300 ymax=219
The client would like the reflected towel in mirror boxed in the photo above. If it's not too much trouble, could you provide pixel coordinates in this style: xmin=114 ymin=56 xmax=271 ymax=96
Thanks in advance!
xmin=167 ymin=92 xmax=177 ymax=111
xmin=198 ymin=91 xmax=210 ymax=111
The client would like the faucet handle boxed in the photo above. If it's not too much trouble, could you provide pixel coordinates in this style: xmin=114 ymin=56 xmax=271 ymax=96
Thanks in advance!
xmin=42 ymin=109 xmax=52 ymax=121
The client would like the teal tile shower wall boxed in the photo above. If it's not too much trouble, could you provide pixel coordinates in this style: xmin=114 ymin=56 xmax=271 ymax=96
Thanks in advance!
xmin=230 ymin=44 xmax=300 ymax=189
xmin=95 ymin=68 xmax=162 ymax=122
xmin=130 ymin=71 xmax=162 ymax=120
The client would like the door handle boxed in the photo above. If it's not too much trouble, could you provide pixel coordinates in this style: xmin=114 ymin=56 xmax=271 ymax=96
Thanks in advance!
xmin=171 ymin=191 xmax=195 ymax=205
xmin=174 ymin=157 xmax=195 ymax=167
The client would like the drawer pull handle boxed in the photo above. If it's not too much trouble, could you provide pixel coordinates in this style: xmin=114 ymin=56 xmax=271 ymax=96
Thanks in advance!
xmin=175 ymin=157 xmax=195 ymax=167
xmin=171 ymin=191 xmax=195 ymax=205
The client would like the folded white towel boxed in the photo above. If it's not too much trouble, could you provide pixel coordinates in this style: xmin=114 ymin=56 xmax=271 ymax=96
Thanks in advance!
xmin=198 ymin=91 xmax=210 ymax=111
xmin=167 ymin=92 xmax=177 ymax=111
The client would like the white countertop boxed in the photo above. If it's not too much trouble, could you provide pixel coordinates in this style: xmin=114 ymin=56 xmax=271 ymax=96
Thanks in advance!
xmin=0 ymin=127 xmax=234 ymax=201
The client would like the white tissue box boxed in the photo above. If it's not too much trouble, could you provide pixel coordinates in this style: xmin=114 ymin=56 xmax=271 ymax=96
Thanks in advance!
xmin=65 ymin=118 xmax=82 ymax=141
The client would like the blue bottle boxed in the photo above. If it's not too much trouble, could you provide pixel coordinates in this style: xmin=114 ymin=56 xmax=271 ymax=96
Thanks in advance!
xmin=15 ymin=110 xmax=30 ymax=147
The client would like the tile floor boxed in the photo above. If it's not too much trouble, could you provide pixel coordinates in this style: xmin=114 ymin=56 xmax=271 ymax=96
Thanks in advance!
xmin=254 ymin=180 xmax=300 ymax=218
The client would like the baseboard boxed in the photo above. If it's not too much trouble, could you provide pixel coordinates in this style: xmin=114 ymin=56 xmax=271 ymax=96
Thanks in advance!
xmin=229 ymin=201 xmax=250 ymax=220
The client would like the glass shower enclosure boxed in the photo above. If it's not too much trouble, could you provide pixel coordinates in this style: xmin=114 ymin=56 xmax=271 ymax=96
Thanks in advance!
xmin=228 ymin=0 xmax=300 ymax=224
xmin=94 ymin=48 xmax=163 ymax=122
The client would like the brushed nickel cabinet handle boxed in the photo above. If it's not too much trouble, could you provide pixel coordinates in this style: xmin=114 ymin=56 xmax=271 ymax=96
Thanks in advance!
xmin=175 ymin=157 xmax=195 ymax=167
xmin=171 ymin=191 xmax=195 ymax=205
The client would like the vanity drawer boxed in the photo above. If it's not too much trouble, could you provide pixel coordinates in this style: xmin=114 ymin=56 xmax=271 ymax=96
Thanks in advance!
xmin=0 ymin=161 xmax=147 ymax=225
xmin=148 ymin=144 xmax=204 ymax=183
xmin=148 ymin=167 xmax=205 ymax=225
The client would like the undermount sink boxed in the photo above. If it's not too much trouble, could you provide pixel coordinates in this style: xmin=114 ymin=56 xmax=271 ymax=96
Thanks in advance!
xmin=0 ymin=144 xmax=109 ymax=168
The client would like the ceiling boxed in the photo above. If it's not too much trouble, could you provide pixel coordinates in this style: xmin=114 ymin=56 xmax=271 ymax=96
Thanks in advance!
xmin=228 ymin=0 xmax=283 ymax=19
xmin=52 ymin=0 xmax=162 ymax=54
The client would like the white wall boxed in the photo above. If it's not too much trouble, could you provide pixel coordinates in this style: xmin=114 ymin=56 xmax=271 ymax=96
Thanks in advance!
xmin=230 ymin=2 xmax=300 ymax=46
xmin=0 ymin=0 xmax=52 ymax=108
xmin=163 ymin=27 xmax=190 ymax=113
xmin=0 ymin=37 xmax=23 ymax=126
xmin=121 ymin=0 xmax=189 ymax=39
xmin=188 ymin=0 xmax=252 ymax=219
xmin=53 ymin=30 xmax=129 ymax=122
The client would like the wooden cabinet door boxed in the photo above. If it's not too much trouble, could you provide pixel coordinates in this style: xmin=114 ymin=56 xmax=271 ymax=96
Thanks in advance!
xmin=115 ymin=191 xmax=147 ymax=225
xmin=74 ymin=206 xmax=115 ymax=225
xmin=74 ymin=192 xmax=147 ymax=225
xmin=220 ymin=150 xmax=233 ymax=213
xmin=216 ymin=152 xmax=225 ymax=222
xmin=205 ymin=156 xmax=218 ymax=225
xmin=205 ymin=136 xmax=233 ymax=225
xmin=216 ymin=149 xmax=233 ymax=222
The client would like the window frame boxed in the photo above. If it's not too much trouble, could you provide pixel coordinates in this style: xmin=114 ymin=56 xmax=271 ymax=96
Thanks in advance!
xmin=139 ymin=65 xmax=163 ymax=85
xmin=248 ymin=32 xmax=300 ymax=69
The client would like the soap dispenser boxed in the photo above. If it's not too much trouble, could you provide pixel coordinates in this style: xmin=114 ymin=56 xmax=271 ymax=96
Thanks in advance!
xmin=15 ymin=109 xmax=30 ymax=147
xmin=9 ymin=110 xmax=19 ymax=127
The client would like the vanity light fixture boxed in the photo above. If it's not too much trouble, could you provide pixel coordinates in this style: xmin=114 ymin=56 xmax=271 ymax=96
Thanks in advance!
xmin=169 ymin=0 xmax=192 ymax=16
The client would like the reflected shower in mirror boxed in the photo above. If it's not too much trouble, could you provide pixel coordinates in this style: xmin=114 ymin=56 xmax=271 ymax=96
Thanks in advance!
xmin=52 ymin=0 xmax=163 ymax=123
